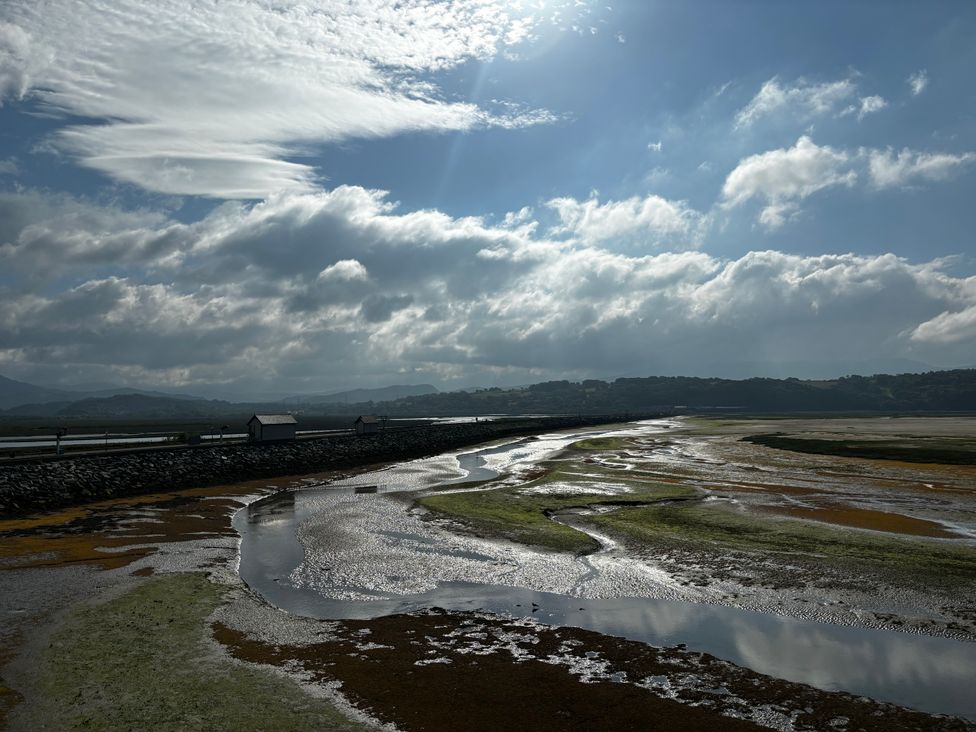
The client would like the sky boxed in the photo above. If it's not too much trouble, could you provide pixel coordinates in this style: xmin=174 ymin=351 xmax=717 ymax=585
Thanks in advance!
xmin=0 ymin=0 xmax=974 ymax=399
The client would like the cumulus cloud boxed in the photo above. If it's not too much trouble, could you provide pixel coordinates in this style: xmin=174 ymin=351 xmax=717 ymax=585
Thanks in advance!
xmin=867 ymin=148 xmax=976 ymax=188
xmin=719 ymin=137 xmax=974 ymax=227
xmin=910 ymin=306 xmax=976 ymax=345
xmin=907 ymin=70 xmax=929 ymax=96
xmin=0 ymin=190 xmax=188 ymax=277
xmin=0 ymin=1 xmax=584 ymax=198
xmin=721 ymin=136 xmax=856 ymax=228
xmin=734 ymin=76 xmax=857 ymax=128
xmin=546 ymin=193 xmax=706 ymax=248
xmin=318 ymin=260 xmax=369 ymax=283
xmin=0 ymin=187 xmax=973 ymax=391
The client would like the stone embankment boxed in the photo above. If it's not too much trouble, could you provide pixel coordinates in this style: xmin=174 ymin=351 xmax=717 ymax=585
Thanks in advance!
xmin=0 ymin=415 xmax=645 ymax=518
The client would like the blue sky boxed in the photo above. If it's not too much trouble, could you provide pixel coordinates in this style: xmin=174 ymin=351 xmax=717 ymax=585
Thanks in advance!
xmin=0 ymin=1 xmax=974 ymax=397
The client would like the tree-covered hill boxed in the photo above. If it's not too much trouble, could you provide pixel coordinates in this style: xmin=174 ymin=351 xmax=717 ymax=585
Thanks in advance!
xmin=318 ymin=370 xmax=976 ymax=416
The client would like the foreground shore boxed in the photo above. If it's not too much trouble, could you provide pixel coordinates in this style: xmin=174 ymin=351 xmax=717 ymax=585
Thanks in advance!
xmin=1 ymin=419 xmax=974 ymax=730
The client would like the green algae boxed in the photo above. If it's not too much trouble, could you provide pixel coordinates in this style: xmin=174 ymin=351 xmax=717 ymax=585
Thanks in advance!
xmin=745 ymin=433 xmax=976 ymax=465
xmin=587 ymin=501 xmax=976 ymax=589
xmin=20 ymin=573 xmax=367 ymax=731
xmin=418 ymin=442 xmax=698 ymax=553
xmin=568 ymin=436 xmax=631 ymax=451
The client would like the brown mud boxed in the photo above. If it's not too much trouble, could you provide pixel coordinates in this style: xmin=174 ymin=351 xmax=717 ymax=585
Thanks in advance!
xmin=213 ymin=610 xmax=973 ymax=732
xmin=0 ymin=469 xmax=356 ymax=572
xmin=767 ymin=504 xmax=961 ymax=538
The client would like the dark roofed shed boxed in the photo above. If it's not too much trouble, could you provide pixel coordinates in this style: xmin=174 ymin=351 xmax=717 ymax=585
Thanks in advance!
xmin=248 ymin=414 xmax=298 ymax=442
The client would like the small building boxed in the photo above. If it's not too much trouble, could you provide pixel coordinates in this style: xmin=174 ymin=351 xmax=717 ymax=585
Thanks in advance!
xmin=248 ymin=414 xmax=298 ymax=443
xmin=354 ymin=415 xmax=380 ymax=435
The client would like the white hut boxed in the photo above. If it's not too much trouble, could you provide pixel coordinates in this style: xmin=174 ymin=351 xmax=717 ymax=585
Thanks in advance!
xmin=248 ymin=414 xmax=298 ymax=442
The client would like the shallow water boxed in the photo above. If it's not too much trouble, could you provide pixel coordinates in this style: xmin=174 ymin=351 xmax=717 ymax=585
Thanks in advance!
xmin=235 ymin=420 xmax=976 ymax=720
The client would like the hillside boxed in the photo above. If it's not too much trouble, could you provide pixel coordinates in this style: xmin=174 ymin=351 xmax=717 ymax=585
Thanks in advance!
xmin=310 ymin=370 xmax=976 ymax=417
xmin=55 ymin=394 xmax=240 ymax=419
xmin=288 ymin=384 xmax=439 ymax=405
xmin=2 ymin=370 xmax=974 ymax=419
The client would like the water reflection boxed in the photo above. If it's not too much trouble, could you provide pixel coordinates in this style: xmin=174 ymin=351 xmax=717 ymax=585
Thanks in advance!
xmin=236 ymin=488 xmax=976 ymax=720
xmin=235 ymin=422 xmax=976 ymax=721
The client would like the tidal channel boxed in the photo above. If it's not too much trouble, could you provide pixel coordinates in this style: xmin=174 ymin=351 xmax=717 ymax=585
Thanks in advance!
xmin=235 ymin=421 xmax=976 ymax=720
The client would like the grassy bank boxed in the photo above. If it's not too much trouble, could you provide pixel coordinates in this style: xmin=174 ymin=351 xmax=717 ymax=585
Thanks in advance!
xmin=17 ymin=573 xmax=365 ymax=731
xmin=418 ymin=444 xmax=698 ymax=553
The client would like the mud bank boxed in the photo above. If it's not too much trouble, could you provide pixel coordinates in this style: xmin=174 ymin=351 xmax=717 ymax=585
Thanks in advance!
xmin=0 ymin=415 xmax=639 ymax=518
xmin=214 ymin=606 xmax=975 ymax=732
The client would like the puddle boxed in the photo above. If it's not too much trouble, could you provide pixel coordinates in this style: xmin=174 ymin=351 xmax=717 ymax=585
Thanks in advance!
xmin=235 ymin=421 xmax=976 ymax=720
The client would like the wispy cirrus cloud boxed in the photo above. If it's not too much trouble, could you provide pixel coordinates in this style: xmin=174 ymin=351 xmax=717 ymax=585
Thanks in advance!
xmin=735 ymin=75 xmax=892 ymax=129
xmin=734 ymin=76 xmax=858 ymax=128
xmin=841 ymin=94 xmax=887 ymax=121
xmin=0 ymin=1 xmax=588 ymax=198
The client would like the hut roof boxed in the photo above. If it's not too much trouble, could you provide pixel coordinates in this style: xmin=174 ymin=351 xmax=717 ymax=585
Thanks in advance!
xmin=249 ymin=414 xmax=298 ymax=425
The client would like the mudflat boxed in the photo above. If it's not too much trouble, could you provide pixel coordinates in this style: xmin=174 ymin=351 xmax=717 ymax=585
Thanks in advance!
xmin=1 ymin=417 xmax=974 ymax=730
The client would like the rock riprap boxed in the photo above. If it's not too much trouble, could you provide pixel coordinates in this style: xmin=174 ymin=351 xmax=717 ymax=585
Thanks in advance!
xmin=0 ymin=416 xmax=641 ymax=517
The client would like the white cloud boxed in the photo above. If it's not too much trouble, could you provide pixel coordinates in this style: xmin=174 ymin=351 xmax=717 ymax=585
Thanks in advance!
xmin=0 ymin=190 xmax=186 ymax=277
xmin=856 ymin=95 xmax=887 ymax=120
xmin=1 ymin=187 xmax=973 ymax=390
xmin=647 ymin=141 xmax=663 ymax=152
xmin=0 ymin=157 xmax=18 ymax=176
xmin=907 ymin=70 xmax=929 ymax=96
xmin=722 ymin=138 xmax=974 ymax=228
xmin=318 ymin=260 xmax=369 ymax=283
xmin=734 ymin=76 xmax=857 ymax=128
xmin=867 ymin=148 xmax=976 ymax=188
xmin=546 ymin=193 xmax=705 ymax=247
xmin=0 ymin=21 xmax=35 ymax=103
xmin=721 ymin=136 xmax=856 ymax=228
xmin=0 ymin=1 xmax=584 ymax=198
xmin=910 ymin=306 xmax=976 ymax=345
xmin=839 ymin=94 xmax=887 ymax=120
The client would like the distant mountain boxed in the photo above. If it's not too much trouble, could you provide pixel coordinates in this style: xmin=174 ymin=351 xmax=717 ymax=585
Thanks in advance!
xmin=55 ymin=394 xmax=239 ymax=419
xmin=79 ymin=387 xmax=205 ymax=401
xmin=288 ymin=384 xmax=439 ymax=405
xmin=2 ymin=400 xmax=75 ymax=417
xmin=0 ymin=375 xmax=74 ymax=410
xmin=0 ymin=373 xmax=207 ymax=411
